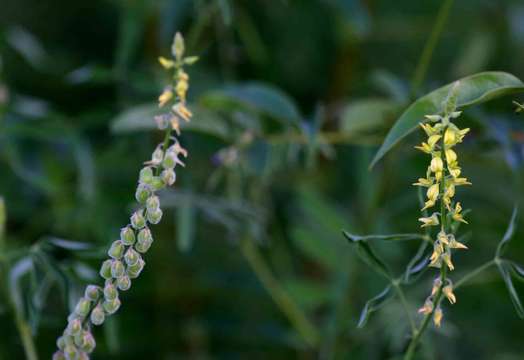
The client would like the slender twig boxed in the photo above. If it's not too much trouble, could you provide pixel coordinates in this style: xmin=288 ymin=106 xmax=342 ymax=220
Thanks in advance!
xmin=453 ymin=260 xmax=496 ymax=290
xmin=410 ymin=0 xmax=455 ymax=97
xmin=392 ymin=281 xmax=416 ymax=334
xmin=239 ymin=237 xmax=320 ymax=348
xmin=13 ymin=310 xmax=39 ymax=360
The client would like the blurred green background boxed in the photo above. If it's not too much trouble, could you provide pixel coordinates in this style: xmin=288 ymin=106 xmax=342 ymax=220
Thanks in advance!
xmin=1 ymin=0 xmax=524 ymax=359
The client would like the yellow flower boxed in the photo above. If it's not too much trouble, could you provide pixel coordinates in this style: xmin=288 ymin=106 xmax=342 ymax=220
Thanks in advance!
xmin=158 ymin=88 xmax=173 ymax=107
xmin=431 ymin=278 xmax=442 ymax=296
xmin=158 ymin=56 xmax=175 ymax=69
xmin=433 ymin=307 xmax=443 ymax=327
xmin=443 ymin=285 xmax=456 ymax=304
xmin=452 ymin=202 xmax=467 ymax=223
xmin=445 ymin=148 xmax=457 ymax=163
xmin=453 ymin=177 xmax=472 ymax=186
xmin=419 ymin=213 xmax=439 ymax=228
xmin=170 ymin=115 xmax=181 ymax=135
xmin=430 ymin=156 xmax=444 ymax=174
xmin=442 ymin=252 xmax=454 ymax=271
xmin=172 ymin=103 xmax=193 ymax=122
xmin=437 ymin=231 xmax=449 ymax=245
xmin=448 ymin=234 xmax=468 ymax=249
xmin=413 ymin=177 xmax=433 ymax=187
xmin=448 ymin=163 xmax=461 ymax=178
xmin=443 ymin=127 xmax=457 ymax=146
xmin=443 ymin=183 xmax=455 ymax=209
xmin=176 ymin=79 xmax=188 ymax=101
xmin=415 ymin=142 xmax=433 ymax=154
xmin=418 ymin=299 xmax=434 ymax=315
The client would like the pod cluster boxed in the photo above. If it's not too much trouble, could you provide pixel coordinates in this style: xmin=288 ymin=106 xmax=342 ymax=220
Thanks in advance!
xmin=53 ymin=32 xmax=195 ymax=360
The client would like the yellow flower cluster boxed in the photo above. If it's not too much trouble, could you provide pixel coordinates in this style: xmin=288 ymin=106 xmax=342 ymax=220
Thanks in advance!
xmin=413 ymin=82 xmax=471 ymax=327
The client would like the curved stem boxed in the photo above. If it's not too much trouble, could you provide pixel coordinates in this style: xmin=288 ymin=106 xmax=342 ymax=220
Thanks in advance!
xmin=453 ymin=260 xmax=495 ymax=290
xmin=239 ymin=237 xmax=320 ymax=348
xmin=393 ymin=281 xmax=416 ymax=335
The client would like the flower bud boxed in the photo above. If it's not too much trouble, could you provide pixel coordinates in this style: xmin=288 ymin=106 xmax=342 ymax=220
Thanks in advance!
xmin=131 ymin=209 xmax=146 ymax=229
xmin=103 ymin=280 xmax=118 ymax=300
xmin=66 ymin=318 xmax=82 ymax=336
xmin=53 ymin=351 xmax=66 ymax=360
xmin=135 ymin=184 xmax=152 ymax=204
xmin=84 ymin=285 xmax=100 ymax=302
xmin=139 ymin=166 xmax=154 ymax=184
xmin=108 ymin=240 xmax=125 ymax=259
xmin=99 ymin=259 xmax=113 ymax=280
xmin=102 ymin=298 xmax=121 ymax=315
xmin=110 ymin=260 xmax=125 ymax=279
xmin=116 ymin=275 xmax=131 ymax=291
xmin=146 ymin=195 xmax=160 ymax=212
xmin=64 ymin=345 xmax=78 ymax=360
xmin=126 ymin=258 xmax=145 ymax=279
xmin=430 ymin=156 xmax=444 ymax=173
xmin=151 ymin=147 xmax=164 ymax=165
xmin=172 ymin=32 xmax=185 ymax=60
xmin=74 ymin=298 xmax=91 ymax=318
xmin=124 ymin=247 xmax=140 ymax=266
xmin=147 ymin=208 xmax=163 ymax=225
xmin=151 ymin=176 xmax=165 ymax=191
xmin=161 ymin=168 xmax=176 ymax=186
xmin=120 ymin=226 xmax=136 ymax=245
xmin=136 ymin=228 xmax=153 ymax=253
xmin=90 ymin=304 xmax=105 ymax=326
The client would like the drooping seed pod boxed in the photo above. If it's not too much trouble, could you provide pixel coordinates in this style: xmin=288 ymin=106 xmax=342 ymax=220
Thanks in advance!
xmin=63 ymin=344 xmax=78 ymax=360
xmin=162 ymin=151 xmax=177 ymax=168
xmin=84 ymin=285 xmax=100 ymax=302
xmin=146 ymin=195 xmax=160 ymax=212
xmin=108 ymin=240 xmax=125 ymax=259
xmin=102 ymin=297 xmax=121 ymax=315
xmin=74 ymin=298 xmax=91 ymax=318
xmin=120 ymin=225 xmax=136 ymax=245
xmin=135 ymin=184 xmax=151 ymax=204
xmin=124 ymin=247 xmax=140 ymax=266
xmin=130 ymin=209 xmax=146 ymax=229
xmin=151 ymin=147 xmax=164 ymax=165
xmin=139 ymin=166 xmax=154 ymax=185
xmin=126 ymin=258 xmax=145 ymax=279
xmin=99 ymin=259 xmax=113 ymax=280
xmin=147 ymin=208 xmax=163 ymax=225
xmin=90 ymin=303 xmax=105 ymax=326
xmin=111 ymin=260 xmax=126 ymax=278
xmin=56 ymin=336 xmax=67 ymax=350
xmin=150 ymin=176 xmax=165 ymax=191
xmin=116 ymin=275 xmax=131 ymax=291
xmin=161 ymin=168 xmax=176 ymax=186
xmin=136 ymin=228 xmax=153 ymax=253
xmin=66 ymin=318 xmax=82 ymax=336
xmin=103 ymin=280 xmax=118 ymax=301
xmin=79 ymin=331 xmax=96 ymax=353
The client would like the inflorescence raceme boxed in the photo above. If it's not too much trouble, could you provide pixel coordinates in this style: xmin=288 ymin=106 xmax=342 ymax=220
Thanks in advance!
xmin=53 ymin=33 xmax=197 ymax=360
xmin=413 ymin=82 xmax=470 ymax=328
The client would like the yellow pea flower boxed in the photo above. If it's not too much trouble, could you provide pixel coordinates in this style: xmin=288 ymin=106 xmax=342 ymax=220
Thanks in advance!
xmin=158 ymin=88 xmax=173 ymax=107
xmin=430 ymin=156 xmax=444 ymax=173
xmin=452 ymin=202 xmax=467 ymax=223
xmin=433 ymin=307 xmax=443 ymax=327
xmin=418 ymin=299 xmax=434 ymax=315
xmin=413 ymin=177 xmax=433 ymax=187
xmin=445 ymin=148 xmax=457 ymax=163
xmin=442 ymin=253 xmax=454 ymax=271
xmin=158 ymin=56 xmax=175 ymax=69
xmin=443 ymin=285 xmax=456 ymax=304
xmin=419 ymin=213 xmax=439 ymax=227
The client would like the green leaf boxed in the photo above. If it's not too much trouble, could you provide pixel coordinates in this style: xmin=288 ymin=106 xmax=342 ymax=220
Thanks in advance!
xmin=497 ymin=261 xmax=524 ymax=318
xmin=200 ymin=82 xmax=302 ymax=125
xmin=357 ymin=285 xmax=393 ymax=328
xmin=402 ymin=241 xmax=430 ymax=284
xmin=340 ymin=98 xmax=400 ymax=134
xmin=370 ymin=72 xmax=524 ymax=168
xmin=342 ymin=231 xmax=392 ymax=279
xmin=496 ymin=205 xmax=519 ymax=257
xmin=509 ymin=261 xmax=524 ymax=282
xmin=110 ymin=103 xmax=230 ymax=140
xmin=342 ymin=232 xmax=425 ymax=242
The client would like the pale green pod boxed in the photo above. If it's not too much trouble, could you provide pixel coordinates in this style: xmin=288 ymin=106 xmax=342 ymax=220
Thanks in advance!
xmin=131 ymin=209 xmax=146 ymax=229
xmin=103 ymin=280 xmax=118 ymax=300
xmin=84 ymin=285 xmax=100 ymax=302
xmin=80 ymin=331 xmax=96 ymax=353
xmin=111 ymin=260 xmax=125 ymax=278
xmin=135 ymin=184 xmax=151 ymax=204
xmin=161 ymin=168 xmax=176 ymax=186
xmin=146 ymin=195 xmax=160 ymax=212
xmin=162 ymin=151 xmax=177 ymax=168
xmin=53 ymin=351 xmax=67 ymax=360
xmin=90 ymin=303 xmax=105 ymax=326
xmin=147 ymin=208 xmax=163 ymax=225
xmin=151 ymin=147 xmax=164 ymax=165
xmin=108 ymin=240 xmax=125 ymax=259
xmin=120 ymin=225 xmax=136 ymax=245
xmin=74 ymin=298 xmax=91 ymax=318
xmin=64 ymin=344 xmax=79 ymax=360
xmin=102 ymin=298 xmax=121 ymax=315
xmin=56 ymin=336 xmax=67 ymax=350
xmin=126 ymin=258 xmax=145 ymax=279
xmin=139 ymin=166 xmax=154 ymax=184
xmin=124 ymin=247 xmax=140 ymax=266
xmin=116 ymin=275 xmax=131 ymax=291
xmin=150 ymin=176 xmax=165 ymax=191
xmin=99 ymin=259 xmax=113 ymax=280
xmin=136 ymin=228 xmax=153 ymax=253
xmin=66 ymin=318 xmax=82 ymax=336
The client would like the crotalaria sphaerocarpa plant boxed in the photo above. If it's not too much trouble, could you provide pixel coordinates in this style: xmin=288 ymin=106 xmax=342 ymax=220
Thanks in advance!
xmin=53 ymin=33 xmax=197 ymax=360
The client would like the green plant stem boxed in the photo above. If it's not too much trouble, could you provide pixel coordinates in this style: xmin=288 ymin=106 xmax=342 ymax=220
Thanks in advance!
xmin=239 ymin=237 xmax=320 ymax=348
xmin=410 ymin=0 xmax=455 ymax=97
xmin=393 ymin=281 xmax=416 ymax=335
xmin=453 ymin=260 xmax=496 ymax=290
xmin=13 ymin=310 xmax=39 ymax=360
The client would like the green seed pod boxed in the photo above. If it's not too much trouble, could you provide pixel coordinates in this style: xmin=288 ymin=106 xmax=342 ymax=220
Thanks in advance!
xmin=151 ymin=147 xmax=164 ymax=165
xmin=147 ymin=208 xmax=163 ymax=225
xmin=53 ymin=351 xmax=67 ymax=360
xmin=84 ymin=285 xmax=100 ymax=302
xmin=80 ymin=331 xmax=96 ymax=353
xmin=66 ymin=318 xmax=82 ymax=336
xmin=161 ymin=168 xmax=176 ymax=186
xmin=124 ymin=247 xmax=140 ymax=266
xmin=146 ymin=195 xmax=160 ymax=212
xmin=102 ymin=297 xmax=121 ymax=315
xmin=135 ymin=184 xmax=151 ymax=204
xmin=64 ymin=345 xmax=78 ymax=360
xmin=150 ymin=176 xmax=165 ymax=191
xmin=131 ymin=209 xmax=146 ymax=229
xmin=111 ymin=260 xmax=125 ymax=278
xmin=99 ymin=259 xmax=113 ymax=280
xmin=136 ymin=228 xmax=153 ymax=253
xmin=116 ymin=274 xmax=131 ymax=291
xmin=90 ymin=303 xmax=105 ymax=326
xmin=162 ymin=151 xmax=177 ymax=168
xmin=120 ymin=226 xmax=136 ymax=245
xmin=57 ymin=336 xmax=67 ymax=350
xmin=108 ymin=240 xmax=125 ymax=259
xmin=74 ymin=298 xmax=91 ymax=318
xmin=103 ymin=280 xmax=118 ymax=300
xmin=126 ymin=258 xmax=145 ymax=279
xmin=139 ymin=166 xmax=154 ymax=184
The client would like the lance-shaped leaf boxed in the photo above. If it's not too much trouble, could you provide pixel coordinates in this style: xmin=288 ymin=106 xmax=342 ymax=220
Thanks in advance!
xmin=342 ymin=232 xmax=425 ymax=242
xmin=402 ymin=241 xmax=430 ymax=284
xmin=370 ymin=72 xmax=524 ymax=168
xmin=357 ymin=285 xmax=393 ymax=328
xmin=342 ymin=231 xmax=392 ymax=279
xmin=497 ymin=261 xmax=524 ymax=318
xmin=496 ymin=205 xmax=519 ymax=257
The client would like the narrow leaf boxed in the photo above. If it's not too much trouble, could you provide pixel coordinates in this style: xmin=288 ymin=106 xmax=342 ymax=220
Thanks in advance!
xmin=370 ymin=72 xmax=524 ymax=168
xmin=496 ymin=205 xmax=519 ymax=257
xmin=343 ymin=232 xmax=425 ymax=242
xmin=497 ymin=262 xmax=524 ymax=318
xmin=357 ymin=285 xmax=393 ymax=328
xmin=343 ymin=231 xmax=392 ymax=279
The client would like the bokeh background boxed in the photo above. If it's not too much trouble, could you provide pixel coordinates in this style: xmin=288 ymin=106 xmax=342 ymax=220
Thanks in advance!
xmin=1 ymin=0 xmax=524 ymax=359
